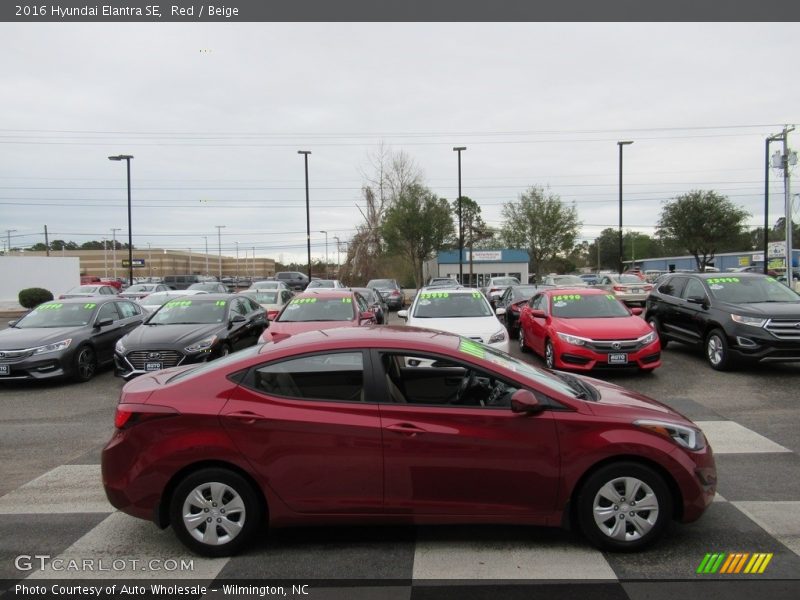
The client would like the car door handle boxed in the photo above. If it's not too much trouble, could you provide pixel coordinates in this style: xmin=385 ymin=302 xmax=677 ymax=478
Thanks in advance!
xmin=224 ymin=410 xmax=265 ymax=425
xmin=385 ymin=423 xmax=427 ymax=437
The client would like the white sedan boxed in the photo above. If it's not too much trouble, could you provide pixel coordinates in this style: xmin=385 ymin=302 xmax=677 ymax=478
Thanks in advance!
xmin=398 ymin=288 xmax=510 ymax=353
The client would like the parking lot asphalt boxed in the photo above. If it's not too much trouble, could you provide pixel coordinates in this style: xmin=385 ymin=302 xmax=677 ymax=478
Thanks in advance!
xmin=1 ymin=314 xmax=799 ymax=599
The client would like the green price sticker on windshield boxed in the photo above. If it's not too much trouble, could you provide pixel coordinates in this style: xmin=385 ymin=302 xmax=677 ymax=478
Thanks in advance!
xmin=421 ymin=292 xmax=450 ymax=299
xmin=165 ymin=300 xmax=192 ymax=308
xmin=459 ymin=338 xmax=485 ymax=359
xmin=707 ymin=277 xmax=740 ymax=284
xmin=342 ymin=298 xmax=352 ymax=303
xmin=215 ymin=301 xmax=227 ymax=307
xmin=553 ymin=294 xmax=582 ymax=302
xmin=83 ymin=303 xmax=96 ymax=309
xmin=606 ymin=294 xmax=616 ymax=300
xmin=291 ymin=298 xmax=317 ymax=304
xmin=37 ymin=303 xmax=64 ymax=311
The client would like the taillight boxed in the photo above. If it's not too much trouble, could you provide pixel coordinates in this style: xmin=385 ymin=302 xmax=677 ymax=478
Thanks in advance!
xmin=644 ymin=285 xmax=653 ymax=291
xmin=58 ymin=295 xmax=65 ymax=299
xmin=267 ymin=310 xmax=279 ymax=320
xmin=114 ymin=403 xmax=178 ymax=430
xmin=391 ymin=290 xmax=400 ymax=297
xmin=613 ymin=285 xmax=626 ymax=292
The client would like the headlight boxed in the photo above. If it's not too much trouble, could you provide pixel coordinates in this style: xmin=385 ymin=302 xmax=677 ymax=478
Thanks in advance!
xmin=634 ymin=419 xmax=706 ymax=451
xmin=488 ymin=329 xmax=507 ymax=344
xmin=731 ymin=314 xmax=767 ymax=328
xmin=638 ymin=331 xmax=656 ymax=345
xmin=556 ymin=332 xmax=591 ymax=346
xmin=184 ymin=336 xmax=218 ymax=353
xmin=115 ymin=339 xmax=126 ymax=354
xmin=32 ymin=339 xmax=72 ymax=355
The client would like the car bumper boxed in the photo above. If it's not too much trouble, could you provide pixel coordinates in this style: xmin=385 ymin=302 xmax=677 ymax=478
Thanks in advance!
xmin=554 ymin=341 xmax=661 ymax=371
xmin=726 ymin=329 xmax=800 ymax=363
xmin=668 ymin=443 xmax=717 ymax=523
xmin=611 ymin=291 xmax=650 ymax=305
xmin=380 ymin=294 xmax=404 ymax=309
xmin=0 ymin=353 xmax=73 ymax=380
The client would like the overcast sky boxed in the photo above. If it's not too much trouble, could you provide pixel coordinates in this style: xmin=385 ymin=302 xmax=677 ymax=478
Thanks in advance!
xmin=1 ymin=22 xmax=797 ymax=264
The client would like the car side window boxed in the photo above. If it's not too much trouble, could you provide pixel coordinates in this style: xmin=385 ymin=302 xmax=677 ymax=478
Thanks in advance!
xmin=355 ymin=294 xmax=369 ymax=313
xmin=116 ymin=301 xmax=140 ymax=319
xmin=230 ymin=299 xmax=247 ymax=316
xmin=682 ymin=279 xmax=707 ymax=300
xmin=249 ymin=352 xmax=364 ymax=402
xmin=532 ymin=294 xmax=546 ymax=312
xmin=96 ymin=302 xmax=120 ymax=323
xmin=658 ymin=276 xmax=688 ymax=298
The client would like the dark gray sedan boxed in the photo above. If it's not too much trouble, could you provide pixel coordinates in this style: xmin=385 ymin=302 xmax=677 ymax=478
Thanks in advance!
xmin=0 ymin=297 xmax=146 ymax=382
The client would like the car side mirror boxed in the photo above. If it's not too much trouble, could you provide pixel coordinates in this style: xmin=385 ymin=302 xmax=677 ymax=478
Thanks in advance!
xmin=95 ymin=318 xmax=113 ymax=328
xmin=531 ymin=309 xmax=546 ymax=318
xmin=397 ymin=309 xmax=408 ymax=320
xmin=630 ymin=307 xmax=643 ymax=316
xmin=7 ymin=320 xmax=18 ymax=327
xmin=510 ymin=389 xmax=543 ymax=415
xmin=359 ymin=311 xmax=375 ymax=324
xmin=495 ymin=307 xmax=506 ymax=316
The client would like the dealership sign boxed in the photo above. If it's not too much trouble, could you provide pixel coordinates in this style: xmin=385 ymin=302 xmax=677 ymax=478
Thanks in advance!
xmin=465 ymin=251 xmax=502 ymax=262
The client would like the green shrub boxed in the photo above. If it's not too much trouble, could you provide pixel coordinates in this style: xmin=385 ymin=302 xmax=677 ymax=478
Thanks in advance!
xmin=18 ymin=288 xmax=54 ymax=309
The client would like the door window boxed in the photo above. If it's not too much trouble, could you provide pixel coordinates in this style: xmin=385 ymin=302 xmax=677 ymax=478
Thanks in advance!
xmin=95 ymin=302 xmax=120 ymax=323
xmin=249 ymin=352 xmax=364 ymax=402
xmin=116 ymin=301 xmax=141 ymax=319
xmin=658 ymin=276 xmax=688 ymax=298
xmin=682 ymin=278 xmax=707 ymax=300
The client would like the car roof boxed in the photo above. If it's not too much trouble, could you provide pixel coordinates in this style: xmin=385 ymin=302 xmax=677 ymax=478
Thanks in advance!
xmin=539 ymin=287 xmax=606 ymax=295
xmin=45 ymin=297 xmax=120 ymax=305
xmin=258 ymin=324 xmax=461 ymax=355
xmin=294 ymin=289 xmax=357 ymax=298
xmin=668 ymin=272 xmax=768 ymax=280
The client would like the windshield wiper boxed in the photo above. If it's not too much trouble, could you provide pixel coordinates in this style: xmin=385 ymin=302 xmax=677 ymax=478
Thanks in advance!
xmin=554 ymin=372 xmax=596 ymax=401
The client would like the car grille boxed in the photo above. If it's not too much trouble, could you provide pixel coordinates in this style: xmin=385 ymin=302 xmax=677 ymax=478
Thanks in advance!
xmin=586 ymin=339 xmax=644 ymax=352
xmin=765 ymin=319 xmax=800 ymax=341
xmin=0 ymin=349 xmax=34 ymax=363
xmin=125 ymin=350 xmax=184 ymax=370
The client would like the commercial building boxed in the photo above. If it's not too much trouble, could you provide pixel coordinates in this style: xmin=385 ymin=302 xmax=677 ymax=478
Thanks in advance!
xmin=424 ymin=249 xmax=530 ymax=288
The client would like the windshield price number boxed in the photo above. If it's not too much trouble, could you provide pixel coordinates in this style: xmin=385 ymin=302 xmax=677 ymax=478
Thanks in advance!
xmin=145 ymin=362 xmax=162 ymax=371
xmin=608 ymin=353 xmax=628 ymax=364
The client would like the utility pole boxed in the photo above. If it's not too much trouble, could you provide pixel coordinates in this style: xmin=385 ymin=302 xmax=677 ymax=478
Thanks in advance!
xmin=215 ymin=225 xmax=226 ymax=280
xmin=103 ymin=238 xmax=108 ymax=277
xmin=782 ymin=126 xmax=796 ymax=286
xmin=204 ymin=236 xmax=209 ymax=275
xmin=147 ymin=243 xmax=152 ymax=278
xmin=5 ymin=230 xmax=17 ymax=255
xmin=111 ymin=228 xmax=121 ymax=278
xmin=235 ymin=241 xmax=239 ymax=280
xmin=44 ymin=225 xmax=50 ymax=256
xmin=333 ymin=236 xmax=341 ymax=275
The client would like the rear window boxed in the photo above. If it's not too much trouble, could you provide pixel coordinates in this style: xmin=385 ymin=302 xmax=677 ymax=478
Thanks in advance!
xmin=276 ymin=296 xmax=355 ymax=322
xmin=412 ymin=292 xmax=493 ymax=318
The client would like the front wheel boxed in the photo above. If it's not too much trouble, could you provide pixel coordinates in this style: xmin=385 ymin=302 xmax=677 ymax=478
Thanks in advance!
xmin=518 ymin=328 xmax=529 ymax=353
xmin=646 ymin=316 xmax=668 ymax=350
xmin=72 ymin=345 xmax=97 ymax=382
xmin=170 ymin=468 xmax=263 ymax=557
xmin=577 ymin=462 xmax=672 ymax=552
xmin=705 ymin=328 xmax=733 ymax=371
xmin=544 ymin=340 xmax=555 ymax=369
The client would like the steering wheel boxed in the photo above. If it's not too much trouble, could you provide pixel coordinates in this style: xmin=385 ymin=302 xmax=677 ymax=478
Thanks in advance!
xmin=455 ymin=369 xmax=477 ymax=404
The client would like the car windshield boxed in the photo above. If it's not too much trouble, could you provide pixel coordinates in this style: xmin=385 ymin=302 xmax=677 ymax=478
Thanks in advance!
xmin=367 ymin=279 xmax=395 ymax=288
xmin=69 ymin=286 xmax=99 ymax=293
xmin=250 ymin=281 xmax=278 ymax=288
xmin=552 ymin=275 xmax=584 ymax=285
xmin=148 ymin=298 xmax=228 ymax=324
xmin=126 ymin=284 xmax=155 ymax=292
xmin=550 ymin=293 xmax=630 ymax=318
xmin=308 ymin=280 xmax=335 ymax=288
xmin=491 ymin=277 xmax=519 ymax=286
xmin=706 ymin=276 xmax=800 ymax=303
xmin=276 ymin=296 xmax=355 ymax=322
xmin=617 ymin=275 xmax=644 ymax=284
xmin=513 ymin=285 xmax=539 ymax=299
xmin=140 ymin=292 xmax=175 ymax=306
xmin=413 ymin=291 xmax=493 ymax=318
xmin=188 ymin=283 xmax=222 ymax=291
xmin=14 ymin=302 xmax=98 ymax=328
xmin=352 ymin=288 xmax=378 ymax=303
xmin=241 ymin=291 xmax=279 ymax=304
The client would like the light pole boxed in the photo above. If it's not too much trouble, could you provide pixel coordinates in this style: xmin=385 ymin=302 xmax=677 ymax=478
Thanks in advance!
xmin=204 ymin=236 xmax=209 ymax=275
xmin=235 ymin=241 xmax=239 ymax=280
xmin=333 ymin=235 xmax=341 ymax=275
xmin=319 ymin=230 xmax=328 ymax=278
xmin=111 ymin=228 xmax=121 ymax=278
xmin=103 ymin=238 xmax=108 ymax=277
xmin=5 ymin=230 xmax=16 ymax=255
xmin=617 ymin=141 xmax=633 ymax=274
xmin=147 ymin=242 xmax=152 ymax=277
xmin=215 ymin=225 xmax=225 ymax=280
xmin=298 ymin=150 xmax=312 ymax=281
xmin=453 ymin=146 xmax=467 ymax=284
xmin=108 ymin=154 xmax=134 ymax=285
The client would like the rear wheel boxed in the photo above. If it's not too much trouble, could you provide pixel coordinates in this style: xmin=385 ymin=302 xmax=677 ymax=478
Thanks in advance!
xmin=170 ymin=468 xmax=263 ymax=557
xmin=518 ymin=328 xmax=529 ymax=353
xmin=577 ymin=462 xmax=672 ymax=552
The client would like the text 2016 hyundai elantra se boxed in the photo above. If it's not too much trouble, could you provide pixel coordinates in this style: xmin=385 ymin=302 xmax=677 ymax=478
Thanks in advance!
xmin=102 ymin=326 xmax=716 ymax=557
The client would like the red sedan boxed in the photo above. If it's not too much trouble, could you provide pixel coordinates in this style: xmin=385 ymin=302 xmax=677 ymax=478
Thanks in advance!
xmin=518 ymin=288 xmax=661 ymax=372
xmin=259 ymin=289 xmax=376 ymax=342
xmin=102 ymin=326 xmax=714 ymax=557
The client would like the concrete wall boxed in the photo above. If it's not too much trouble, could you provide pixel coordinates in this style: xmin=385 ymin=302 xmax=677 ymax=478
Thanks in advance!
xmin=0 ymin=257 xmax=80 ymax=304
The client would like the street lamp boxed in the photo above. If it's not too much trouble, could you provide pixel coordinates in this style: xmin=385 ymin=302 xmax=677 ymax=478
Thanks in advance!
xmin=5 ymin=229 xmax=16 ymax=255
xmin=617 ymin=141 xmax=633 ymax=274
xmin=215 ymin=225 xmax=226 ymax=280
xmin=204 ymin=236 xmax=209 ymax=275
xmin=235 ymin=241 xmax=239 ymax=279
xmin=319 ymin=230 xmax=328 ymax=278
xmin=453 ymin=146 xmax=467 ymax=284
xmin=333 ymin=235 xmax=341 ymax=275
xmin=108 ymin=154 xmax=134 ymax=285
xmin=298 ymin=150 xmax=312 ymax=281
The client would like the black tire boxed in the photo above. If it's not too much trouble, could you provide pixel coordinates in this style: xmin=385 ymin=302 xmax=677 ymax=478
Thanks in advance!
xmin=72 ymin=345 xmax=97 ymax=382
xmin=518 ymin=328 xmax=529 ymax=353
xmin=705 ymin=328 xmax=733 ymax=371
xmin=219 ymin=342 xmax=233 ymax=358
xmin=506 ymin=315 xmax=518 ymax=340
xmin=544 ymin=340 xmax=555 ymax=370
xmin=577 ymin=461 xmax=672 ymax=552
xmin=170 ymin=468 xmax=264 ymax=557
xmin=646 ymin=316 xmax=668 ymax=350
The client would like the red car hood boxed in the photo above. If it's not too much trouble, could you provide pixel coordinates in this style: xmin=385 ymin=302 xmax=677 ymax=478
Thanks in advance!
xmin=577 ymin=374 xmax=688 ymax=420
xmin=554 ymin=316 xmax=651 ymax=339
xmin=262 ymin=320 xmax=356 ymax=342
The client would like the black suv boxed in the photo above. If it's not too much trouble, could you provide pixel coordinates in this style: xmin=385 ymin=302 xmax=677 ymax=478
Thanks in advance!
xmin=275 ymin=271 xmax=309 ymax=291
xmin=645 ymin=272 xmax=800 ymax=370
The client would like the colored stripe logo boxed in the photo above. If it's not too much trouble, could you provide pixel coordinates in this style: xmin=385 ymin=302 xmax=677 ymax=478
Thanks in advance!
xmin=696 ymin=552 xmax=773 ymax=574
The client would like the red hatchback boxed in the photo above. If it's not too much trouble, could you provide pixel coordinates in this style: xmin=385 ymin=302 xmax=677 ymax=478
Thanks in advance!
xmin=259 ymin=289 xmax=376 ymax=342
xmin=102 ymin=327 xmax=714 ymax=557
xmin=518 ymin=288 xmax=661 ymax=372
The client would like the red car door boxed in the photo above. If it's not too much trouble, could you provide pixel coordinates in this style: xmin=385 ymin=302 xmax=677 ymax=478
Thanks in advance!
xmin=521 ymin=293 xmax=549 ymax=356
xmin=377 ymin=351 xmax=561 ymax=517
xmin=220 ymin=350 xmax=383 ymax=514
